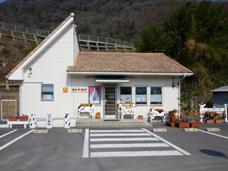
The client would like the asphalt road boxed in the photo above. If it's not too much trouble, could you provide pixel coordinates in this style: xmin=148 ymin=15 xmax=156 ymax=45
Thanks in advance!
xmin=0 ymin=124 xmax=228 ymax=171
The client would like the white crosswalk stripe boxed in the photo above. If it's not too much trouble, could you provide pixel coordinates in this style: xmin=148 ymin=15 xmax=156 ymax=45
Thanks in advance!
xmin=90 ymin=129 xmax=145 ymax=133
xmin=90 ymin=143 xmax=169 ymax=148
xmin=90 ymin=133 xmax=150 ymax=137
xmin=90 ymin=150 xmax=183 ymax=158
xmin=82 ymin=128 xmax=190 ymax=158
xmin=90 ymin=137 xmax=159 ymax=142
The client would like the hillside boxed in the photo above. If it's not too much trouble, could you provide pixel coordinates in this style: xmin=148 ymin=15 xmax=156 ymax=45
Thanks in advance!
xmin=0 ymin=0 xmax=183 ymax=40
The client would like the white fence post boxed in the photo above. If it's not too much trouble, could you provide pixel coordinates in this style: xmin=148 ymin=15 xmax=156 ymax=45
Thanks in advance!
xmin=225 ymin=104 xmax=228 ymax=123
xmin=46 ymin=113 xmax=52 ymax=129
xmin=29 ymin=114 xmax=37 ymax=129
xmin=64 ymin=113 xmax=70 ymax=129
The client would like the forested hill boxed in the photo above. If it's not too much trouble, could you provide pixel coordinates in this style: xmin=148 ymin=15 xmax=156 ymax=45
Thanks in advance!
xmin=0 ymin=0 xmax=182 ymax=40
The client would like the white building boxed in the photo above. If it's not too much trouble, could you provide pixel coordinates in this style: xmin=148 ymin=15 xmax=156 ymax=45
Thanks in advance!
xmin=6 ymin=14 xmax=193 ymax=127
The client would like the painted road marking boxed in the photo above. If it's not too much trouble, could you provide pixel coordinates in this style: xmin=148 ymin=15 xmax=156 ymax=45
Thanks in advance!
xmin=90 ymin=143 xmax=169 ymax=148
xmin=90 ymin=133 xmax=150 ymax=137
xmin=90 ymin=137 xmax=159 ymax=142
xmin=0 ymin=129 xmax=17 ymax=139
xmin=90 ymin=129 xmax=145 ymax=133
xmin=90 ymin=150 xmax=183 ymax=158
xmin=143 ymin=128 xmax=191 ymax=156
xmin=0 ymin=130 xmax=32 ymax=151
xmin=82 ymin=129 xmax=89 ymax=158
xmin=198 ymin=129 xmax=228 ymax=140
xmin=84 ymin=128 xmax=190 ymax=158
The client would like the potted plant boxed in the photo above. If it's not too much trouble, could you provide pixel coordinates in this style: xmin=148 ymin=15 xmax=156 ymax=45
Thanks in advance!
xmin=188 ymin=115 xmax=201 ymax=128
xmin=18 ymin=115 xmax=29 ymax=121
xmin=95 ymin=112 xmax=101 ymax=119
xmin=214 ymin=114 xmax=224 ymax=123
xmin=168 ymin=109 xmax=177 ymax=127
xmin=178 ymin=115 xmax=190 ymax=128
xmin=7 ymin=115 xmax=17 ymax=121
xmin=205 ymin=111 xmax=214 ymax=123
xmin=138 ymin=115 xmax=144 ymax=120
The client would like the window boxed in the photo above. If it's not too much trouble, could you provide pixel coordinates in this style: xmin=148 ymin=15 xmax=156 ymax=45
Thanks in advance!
xmin=151 ymin=87 xmax=162 ymax=104
xmin=41 ymin=84 xmax=54 ymax=101
xmin=120 ymin=87 xmax=132 ymax=103
xmin=136 ymin=87 xmax=147 ymax=104
xmin=89 ymin=86 xmax=101 ymax=104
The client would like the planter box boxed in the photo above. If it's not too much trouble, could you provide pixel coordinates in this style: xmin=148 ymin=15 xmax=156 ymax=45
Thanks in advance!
xmin=215 ymin=119 xmax=224 ymax=124
xmin=95 ymin=113 xmax=101 ymax=119
xmin=170 ymin=116 xmax=176 ymax=123
xmin=18 ymin=115 xmax=28 ymax=121
xmin=7 ymin=115 xmax=17 ymax=121
xmin=206 ymin=120 xmax=214 ymax=124
xmin=190 ymin=122 xmax=201 ymax=128
xmin=179 ymin=122 xmax=190 ymax=128
xmin=169 ymin=122 xmax=176 ymax=127
xmin=138 ymin=115 xmax=144 ymax=120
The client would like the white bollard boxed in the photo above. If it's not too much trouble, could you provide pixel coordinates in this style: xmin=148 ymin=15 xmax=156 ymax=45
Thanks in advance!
xmin=29 ymin=114 xmax=37 ymax=129
xmin=64 ymin=113 xmax=70 ymax=129
xmin=225 ymin=104 xmax=228 ymax=123
xmin=46 ymin=113 xmax=52 ymax=129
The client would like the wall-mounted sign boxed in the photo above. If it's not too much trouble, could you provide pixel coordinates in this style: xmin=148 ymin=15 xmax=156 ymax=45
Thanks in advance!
xmin=89 ymin=86 xmax=101 ymax=104
xmin=72 ymin=87 xmax=88 ymax=93
xmin=63 ymin=87 xmax=68 ymax=93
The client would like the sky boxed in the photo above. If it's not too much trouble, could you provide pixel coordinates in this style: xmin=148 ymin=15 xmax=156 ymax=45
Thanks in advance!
xmin=0 ymin=0 xmax=7 ymax=3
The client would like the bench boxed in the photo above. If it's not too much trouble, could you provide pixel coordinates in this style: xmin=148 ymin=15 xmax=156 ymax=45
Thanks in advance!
xmin=7 ymin=120 xmax=29 ymax=128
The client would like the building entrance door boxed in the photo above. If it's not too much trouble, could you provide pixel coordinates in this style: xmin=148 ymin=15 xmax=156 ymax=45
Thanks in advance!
xmin=104 ymin=86 xmax=117 ymax=118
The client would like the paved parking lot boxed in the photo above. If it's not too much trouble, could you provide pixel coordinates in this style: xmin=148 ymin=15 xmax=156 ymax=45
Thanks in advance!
xmin=0 ymin=124 xmax=228 ymax=171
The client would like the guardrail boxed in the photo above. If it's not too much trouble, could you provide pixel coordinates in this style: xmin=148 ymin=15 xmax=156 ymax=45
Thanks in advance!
xmin=0 ymin=22 xmax=135 ymax=52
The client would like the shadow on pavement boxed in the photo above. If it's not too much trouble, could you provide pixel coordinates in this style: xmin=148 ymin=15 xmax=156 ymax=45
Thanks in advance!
xmin=200 ymin=149 xmax=228 ymax=159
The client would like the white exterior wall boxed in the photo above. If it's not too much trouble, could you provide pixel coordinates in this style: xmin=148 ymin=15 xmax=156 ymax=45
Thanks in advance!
xmin=20 ymin=20 xmax=79 ymax=127
xmin=71 ymin=76 xmax=180 ymax=119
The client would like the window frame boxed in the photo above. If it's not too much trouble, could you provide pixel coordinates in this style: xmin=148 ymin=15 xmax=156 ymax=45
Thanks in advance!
xmin=41 ymin=84 xmax=54 ymax=101
xmin=120 ymin=87 xmax=132 ymax=103
xmin=150 ymin=87 xmax=162 ymax=105
xmin=89 ymin=86 xmax=101 ymax=104
xmin=135 ymin=86 xmax=147 ymax=105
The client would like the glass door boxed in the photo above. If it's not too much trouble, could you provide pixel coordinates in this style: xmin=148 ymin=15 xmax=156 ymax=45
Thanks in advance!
xmin=104 ymin=87 xmax=117 ymax=118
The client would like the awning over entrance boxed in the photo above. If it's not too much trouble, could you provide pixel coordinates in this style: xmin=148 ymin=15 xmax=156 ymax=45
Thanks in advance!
xmin=95 ymin=75 xmax=129 ymax=83
xmin=95 ymin=79 xmax=129 ymax=83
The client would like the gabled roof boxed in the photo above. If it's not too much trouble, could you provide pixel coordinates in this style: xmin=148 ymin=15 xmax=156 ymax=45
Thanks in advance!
xmin=6 ymin=13 xmax=75 ymax=80
xmin=212 ymin=86 xmax=228 ymax=92
xmin=67 ymin=52 xmax=193 ymax=75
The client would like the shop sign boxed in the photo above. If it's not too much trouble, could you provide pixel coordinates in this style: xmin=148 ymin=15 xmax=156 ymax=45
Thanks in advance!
xmin=72 ymin=87 xmax=88 ymax=93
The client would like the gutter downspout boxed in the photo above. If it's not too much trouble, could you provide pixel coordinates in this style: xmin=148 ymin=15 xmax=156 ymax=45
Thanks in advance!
xmin=178 ymin=73 xmax=187 ymax=116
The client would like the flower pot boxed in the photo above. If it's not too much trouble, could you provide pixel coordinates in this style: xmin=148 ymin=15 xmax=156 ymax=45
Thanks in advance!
xmin=170 ymin=116 xmax=176 ymax=123
xmin=18 ymin=115 xmax=28 ymax=121
xmin=190 ymin=122 xmax=201 ymax=128
xmin=7 ymin=115 xmax=17 ymax=121
xmin=215 ymin=119 xmax=224 ymax=124
xmin=169 ymin=122 xmax=176 ymax=127
xmin=138 ymin=115 xmax=144 ymax=120
xmin=206 ymin=119 xmax=214 ymax=124
xmin=179 ymin=122 xmax=190 ymax=128
xmin=95 ymin=112 xmax=101 ymax=119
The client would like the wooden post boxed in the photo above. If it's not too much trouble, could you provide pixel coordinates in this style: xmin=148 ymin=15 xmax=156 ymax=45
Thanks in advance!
xmin=11 ymin=30 xmax=15 ymax=40
xmin=22 ymin=33 xmax=28 ymax=48
xmin=5 ymin=79 xmax=9 ymax=91
xmin=33 ymin=35 xmax=39 ymax=45
xmin=105 ymin=38 xmax=108 ymax=51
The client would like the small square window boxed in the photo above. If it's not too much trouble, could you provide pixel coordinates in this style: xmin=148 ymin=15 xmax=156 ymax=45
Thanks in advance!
xmin=41 ymin=84 xmax=54 ymax=101
xmin=136 ymin=87 xmax=147 ymax=104
xmin=151 ymin=87 xmax=162 ymax=104
xmin=120 ymin=87 xmax=132 ymax=103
